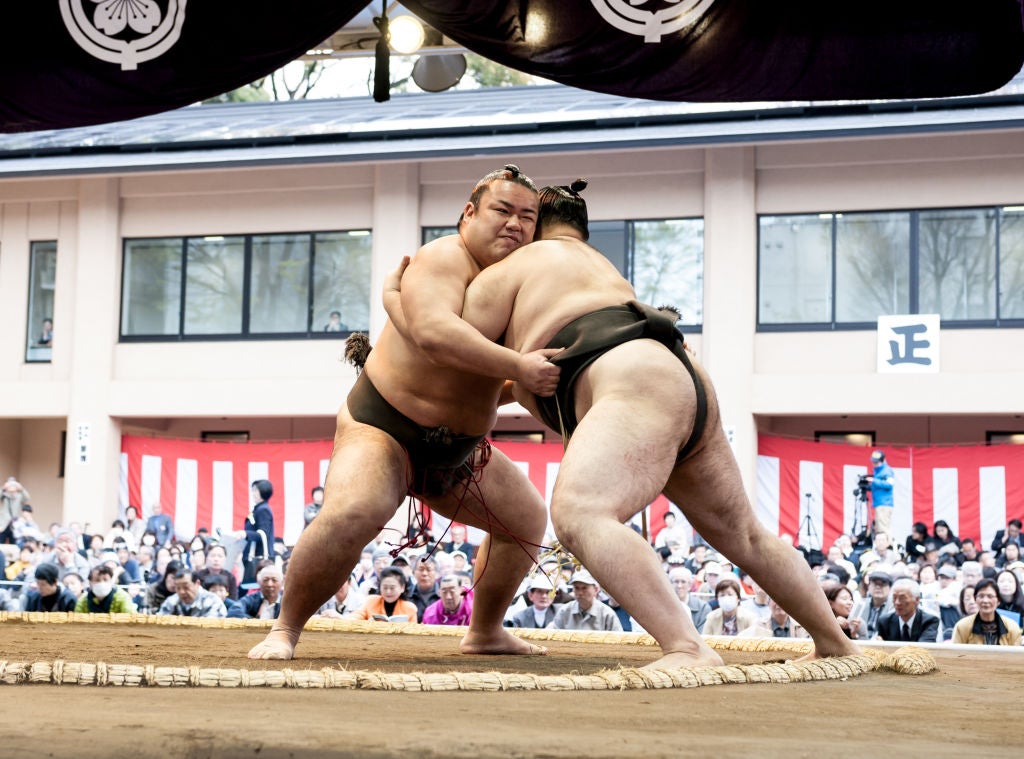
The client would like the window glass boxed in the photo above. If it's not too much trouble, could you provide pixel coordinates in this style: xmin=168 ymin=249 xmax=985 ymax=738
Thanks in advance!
xmin=632 ymin=219 xmax=703 ymax=325
xmin=250 ymin=234 xmax=310 ymax=334
xmin=312 ymin=231 xmax=372 ymax=333
xmin=184 ymin=236 xmax=245 ymax=335
xmin=422 ymin=227 xmax=456 ymax=245
xmin=121 ymin=238 xmax=182 ymax=336
xmin=919 ymin=208 xmax=997 ymax=320
xmin=26 ymin=241 xmax=57 ymax=362
xmin=588 ymin=220 xmax=628 ymax=277
xmin=999 ymin=208 xmax=1024 ymax=319
xmin=835 ymin=212 xmax=911 ymax=321
xmin=758 ymin=215 xmax=832 ymax=324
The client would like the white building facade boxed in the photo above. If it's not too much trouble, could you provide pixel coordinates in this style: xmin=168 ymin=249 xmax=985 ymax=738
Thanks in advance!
xmin=1 ymin=85 xmax=1022 ymax=531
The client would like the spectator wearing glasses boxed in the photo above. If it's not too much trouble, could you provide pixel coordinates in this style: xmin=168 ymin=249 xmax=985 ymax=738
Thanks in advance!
xmin=668 ymin=566 xmax=710 ymax=633
xmin=952 ymin=578 xmax=1023 ymax=645
xmin=875 ymin=578 xmax=938 ymax=643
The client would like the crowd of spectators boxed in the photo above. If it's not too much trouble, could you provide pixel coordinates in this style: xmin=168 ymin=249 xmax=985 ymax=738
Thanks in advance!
xmin=3 ymin=476 xmax=1023 ymax=648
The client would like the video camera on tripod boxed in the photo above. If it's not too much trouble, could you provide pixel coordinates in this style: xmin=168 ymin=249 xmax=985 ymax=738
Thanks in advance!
xmin=853 ymin=474 xmax=874 ymax=498
xmin=850 ymin=474 xmax=872 ymax=548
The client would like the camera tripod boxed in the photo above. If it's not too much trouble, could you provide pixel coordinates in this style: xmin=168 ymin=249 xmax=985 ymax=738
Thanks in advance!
xmin=799 ymin=492 xmax=820 ymax=551
xmin=850 ymin=483 xmax=872 ymax=547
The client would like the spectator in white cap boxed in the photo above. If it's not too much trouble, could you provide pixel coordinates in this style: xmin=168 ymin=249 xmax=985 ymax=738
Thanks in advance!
xmin=510 ymin=574 xmax=562 ymax=629
xmin=551 ymin=569 xmax=622 ymax=632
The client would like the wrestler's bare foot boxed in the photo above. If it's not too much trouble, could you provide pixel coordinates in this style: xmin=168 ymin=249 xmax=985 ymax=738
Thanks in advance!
xmin=642 ymin=641 xmax=724 ymax=670
xmin=247 ymin=627 xmax=299 ymax=660
xmin=460 ymin=629 xmax=547 ymax=656
xmin=793 ymin=638 xmax=861 ymax=662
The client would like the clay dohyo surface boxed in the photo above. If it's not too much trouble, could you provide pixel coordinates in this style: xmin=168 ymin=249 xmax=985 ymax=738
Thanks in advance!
xmin=0 ymin=621 xmax=1012 ymax=758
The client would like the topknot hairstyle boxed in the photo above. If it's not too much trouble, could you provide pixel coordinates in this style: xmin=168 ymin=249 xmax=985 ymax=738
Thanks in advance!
xmin=536 ymin=178 xmax=590 ymax=240
xmin=457 ymin=164 xmax=538 ymax=227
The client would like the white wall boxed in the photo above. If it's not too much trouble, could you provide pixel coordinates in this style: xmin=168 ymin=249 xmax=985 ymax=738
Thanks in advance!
xmin=0 ymin=129 xmax=1022 ymax=526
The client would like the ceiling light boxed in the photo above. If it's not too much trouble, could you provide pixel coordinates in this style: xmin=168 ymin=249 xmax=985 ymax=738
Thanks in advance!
xmin=389 ymin=15 xmax=425 ymax=55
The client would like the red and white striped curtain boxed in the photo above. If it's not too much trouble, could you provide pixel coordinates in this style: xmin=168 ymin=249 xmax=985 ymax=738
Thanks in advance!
xmin=757 ymin=435 xmax=1024 ymax=550
xmin=119 ymin=435 xmax=579 ymax=547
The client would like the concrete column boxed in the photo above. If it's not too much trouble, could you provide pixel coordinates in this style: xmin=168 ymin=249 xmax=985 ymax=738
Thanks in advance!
xmin=702 ymin=147 xmax=758 ymax=498
xmin=63 ymin=178 xmax=122 ymax=530
xmin=370 ymin=163 xmax=421 ymax=342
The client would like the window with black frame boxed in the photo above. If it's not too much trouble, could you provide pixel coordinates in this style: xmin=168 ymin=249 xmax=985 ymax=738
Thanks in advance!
xmin=758 ymin=206 xmax=1024 ymax=330
xmin=26 ymin=241 xmax=57 ymax=363
xmin=422 ymin=218 xmax=704 ymax=328
xmin=120 ymin=231 xmax=372 ymax=340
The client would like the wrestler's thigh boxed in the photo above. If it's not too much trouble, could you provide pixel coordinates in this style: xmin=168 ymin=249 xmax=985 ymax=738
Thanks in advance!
xmin=662 ymin=424 xmax=757 ymax=550
xmin=427 ymin=447 xmax=547 ymax=537
xmin=552 ymin=393 xmax=682 ymax=526
xmin=320 ymin=405 xmax=410 ymax=522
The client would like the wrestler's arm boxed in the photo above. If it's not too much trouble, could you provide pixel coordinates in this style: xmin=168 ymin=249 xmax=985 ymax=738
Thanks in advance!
xmin=383 ymin=244 xmax=559 ymax=395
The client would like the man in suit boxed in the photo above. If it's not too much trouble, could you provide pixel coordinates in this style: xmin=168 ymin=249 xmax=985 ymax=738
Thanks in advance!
xmin=510 ymin=575 xmax=562 ymax=629
xmin=876 ymin=578 xmax=939 ymax=643
xmin=991 ymin=518 xmax=1023 ymax=561
xmin=228 ymin=565 xmax=282 ymax=620
xmin=441 ymin=523 xmax=475 ymax=564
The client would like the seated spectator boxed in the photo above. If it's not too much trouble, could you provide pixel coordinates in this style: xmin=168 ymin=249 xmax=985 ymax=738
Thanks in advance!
xmin=450 ymin=550 xmax=472 ymax=578
xmin=441 ymin=524 xmax=475 ymax=564
xmin=21 ymin=562 xmax=77 ymax=612
xmin=228 ymin=565 xmax=283 ymax=620
xmin=917 ymin=564 xmax=940 ymax=616
xmin=876 ymin=578 xmax=939 ymax=642
xmin=936 ymin=564 xmax=963 ymax=640
xmin=136 ymin=545 xmax=156 ymax=583
xmin=158 ymin=568 xmax=226 ymax=618
xmin=684 ymin=544 xmax=708 ymax=575
xmin=959 ymin=584 xmax=978 ymax=619
xmin=406 ymin=555 xmax=440 ymax=622
xmin=39 ymin=529 xmax=90 ymax=579
xmin=350 ymin=567 xmax=417 ymax=622
xmin=317 ymin=578 xmax=365 ymax=618
xmin=84 ymin=534 xmax=106 ymax=567
xmin=997 ymin=542 xmax=1023 ymax=570
xmin=905 ymin=522 xmax=930 ymax=561
xmin=552 ymin=569 xmax=622 ymax=632
xmin=825 ymin=584 xmax=860 ymax=639
xmin=104 ymin=519 xmax=136 ymax=552
xmin=855 ymin=570 xmax=894 ymax=638
xmin=199 ymin=576 xmax=237 ymax=616
xmin=960 ymin=560 xmax=984 ymax=588
xmin=303 ymin=486 xmax=324 ymax=529
xmin=12 ymin=505 xmax=45 ymax=545
xmin=695 ymin=560 xmax=723 ymax=606
xmin=75 ymin=565 xmax=137 ymax=614
xmin=189 ymin=547 xmax=207 ymax=574
xmin=63 ymin=572 xmax=85 ymax=600
xmin=1006 ymin=560 xmax=1024 ymax=585
xmin=510 ymin=575 xmax=561 ymax=629
xmin=358 ymin=549 xmax=394 ymax=595
xmin=667 ymin=566 xmax=710 ymax=633
xmin=932 ymin=520 xmax=961 ymax=557
xmin=654 ymin=510 xmax=688 ymax=559
xmin=703 ymin=575 xmax=757 ymax=636
xmin=954 ymin=537 xmax=979 ymax=567
xmin=739 ymin=597 xmax=808 ymax=639
xmin=953 ymin=577 xmax=1023 ymax=645
xmin=143 ymin=559 xmax=181 ymax=613
xmin=112 ymin=541 xmax=141 ymax=583
xmin=422 ymin=574 xmax=473 ymax=626
xmin=195 ymin=544 xmax=239 ymax=600
xmin=825 ymin=543 xmax=857 ymax=583
xmin=5 ymin=544 xmax=37 ymax=581
xmin=994 ymin=569 xmax=1024 ymax=627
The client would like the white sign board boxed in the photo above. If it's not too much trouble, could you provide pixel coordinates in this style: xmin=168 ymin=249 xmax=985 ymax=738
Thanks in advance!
xmin=877 ymin=314 xmax=940 ymax=374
